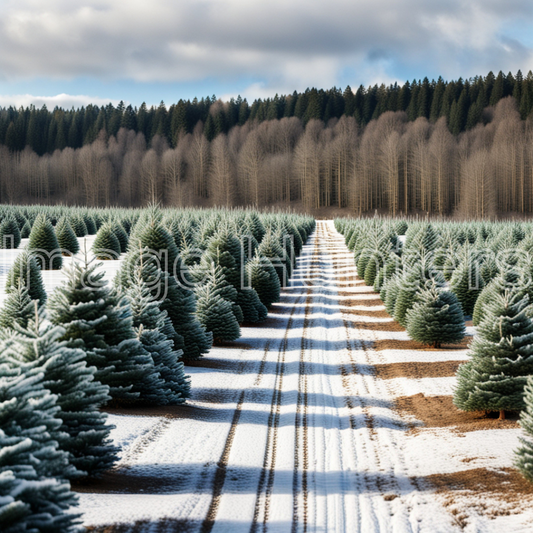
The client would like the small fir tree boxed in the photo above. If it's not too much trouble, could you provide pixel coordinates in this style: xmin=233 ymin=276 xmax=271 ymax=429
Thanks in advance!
xmin=55 ymin=217 xmax=80 ymax=256
xmin=247 ymin=255 xmax=281 ymax=308
xmin=454 ymin=291 xmax=533 ymax=419
xmin=27 ymin=214 xmax=62 ymax=270
xmin=118 ymin=249 xmax=212 ymax=360
xmin=195 ymin=284 xmax=241 ymax=343
xmin=0 ymin=280 xmax=34 ymax=331
xmin=4 ymin=307 xmax=118 ymax=478
xmin=406 ymin=285 xmax=465 ymax=348
xmin=450 ymin=261 xmax=485 ymax=316
xmin=0 ymin=361 xmax=80 ymax=532
xmin=0 ymin=217 xmax=21 ymax=249
xmin=6 ymin=250 xmax=47 ymax=305
xmin=515 ymin=375 xmax=533 ymax=483
xmin=48 ymin=259 xmax=156 ymax=402
xmin=126 ymin=266 xmax=190 ymax=402
xmin=93 ymin=223 xmax=121 ymax=260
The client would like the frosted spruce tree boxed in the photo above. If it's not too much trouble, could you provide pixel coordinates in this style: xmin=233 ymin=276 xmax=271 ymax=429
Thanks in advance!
xmin=4 ymin=303 xmax=118 ymax=478
xmin=6 ymin=249 xmax=47 ymax=305
xmin=48 ymin=258 xmax=157 ymax=402
xmin=69 ymin=214 xmax=88 ymax=237
xmin=454 ymin=291 xmax=533 ymax=419
xmin=450 ymin=260 xmax=485 ymax=316
xmin=406 ymin=284 xmax=465 ymax=348
xmin=0 ymin=216 xmax=21 ymax=249
xmin=515 ymin=376 xmax=533 ymax=483
xmin=27 ymin=213 xmax=62 ymax=270
xmin=92 ymin=222 xmax=121 ymax=260
xmin=0 ymin=280 xmax=35 ymax=331
xmin=126 ymin=266 xmax=190 ymax=402
xmin=118 ymin=248 xmax=212 ymax=360
xmin=0 ymin=361 xmax=80 ymax=532
xmin=247 ymin=254 xmax=281 ymax=308
xmin=55 ymin=216 xmax=80 ymax=256
xmin=193 ymin=261 xmax=243 ymax=327
xmin=195 ymin=283 xmax=241 ymax=343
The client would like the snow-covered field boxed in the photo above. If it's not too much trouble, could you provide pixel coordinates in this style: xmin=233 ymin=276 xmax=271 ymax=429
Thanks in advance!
xmin=2 ymin=222 xmax=533 ymax=532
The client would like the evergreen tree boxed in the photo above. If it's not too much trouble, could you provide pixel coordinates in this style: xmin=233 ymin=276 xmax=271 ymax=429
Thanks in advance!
xmin=247 ymin=255 xmax=281 ymax=308
xmin=0 ymin=217 xmax=21 ymax=249
xmin=0 ymin=361 xmax=80 ymax=532
xmin=195 ymin=284 xmax=240 ymax=343
xmin=5 ymin=309 xmax=118 ymax=478
xmin=118 ymin=249 xmax=212 ymax=360
xmin=6 ymin=250 xmax=47 ymax=305
xmin=126 ymin=266 xmax=190 ymax=402
xmin=69 ymin=215 xmax=88 ymax=237
xmin=257 ymin=230 xmax=290 ymax=287
xmin=0 ymin=279 xmax=34 ymax=331
xmin=48 ymin=259 xmax=155 ymax=402
xmin=515 ymin=375 xmax=533 ymax=482
xmin=237 ymin=264 xmax=268 ymax=324
xmin=55 ymin=216 xmax=79 ymax=256
xmin=454 ymin=291 xmax=533 ymax=419
xmin=406 ymin=285 xmax=465 ymax=348
xmin=110 ymin=219 xmax=129 ymax=253
xmin=27 ymin=214 xmax=62 ymax=270
xmin=20 ymin=220 xmax=31 ymax=239
xmin=93 ymin=222 xmax=121 ymax=260
xmin=193 ymin=261 xmax=243 ymax=325
xmin=450 ymin=260 xmax=485 ymax=316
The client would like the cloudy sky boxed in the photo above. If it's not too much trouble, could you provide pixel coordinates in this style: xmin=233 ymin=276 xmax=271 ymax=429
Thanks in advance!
xmin=0 ymin=0 xmax=532 ymax=109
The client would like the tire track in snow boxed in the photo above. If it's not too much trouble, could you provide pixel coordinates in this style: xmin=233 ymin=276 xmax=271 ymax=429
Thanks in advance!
xmin=328 ymin=222 xmax=419 ymax=532
xmin=118 ymin=418 xmax=172 ymax=467
xmin=201 ymin=389 xmax=246 ymax=533
xmin=250 ymin=297 xmax=300 ymax=533
xmin=292 ymin=289 xmax=311 ymax=533
xmin=251 ymin=233 xmax=317 ymax=533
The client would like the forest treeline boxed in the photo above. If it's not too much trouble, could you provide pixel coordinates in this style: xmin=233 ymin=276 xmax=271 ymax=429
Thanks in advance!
xmin=0 ymin=94 xmax=531 ymax=217
xmin=1 ymin=70 xmax=533 ymax=155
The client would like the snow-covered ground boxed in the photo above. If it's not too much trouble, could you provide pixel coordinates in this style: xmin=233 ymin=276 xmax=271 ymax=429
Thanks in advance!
xmin=1 ymin=222 xmax=532 ymax=532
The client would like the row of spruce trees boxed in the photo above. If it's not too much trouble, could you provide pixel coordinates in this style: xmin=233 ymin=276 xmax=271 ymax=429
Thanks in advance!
xmin=0 ymin=204 xmax=314 ymax=532
xmin=335 ymin=216 xmax=533 ymax=484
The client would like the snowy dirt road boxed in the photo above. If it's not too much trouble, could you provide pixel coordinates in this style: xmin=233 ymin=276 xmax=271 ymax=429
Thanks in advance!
xmin=78 ymin=221 xmax=533 ymax=533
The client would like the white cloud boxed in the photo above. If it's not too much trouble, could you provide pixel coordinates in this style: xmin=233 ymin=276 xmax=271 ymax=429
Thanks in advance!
xmin=0 ymin=93 xmax=122 ymax=109
xmin=0 ymin=0 xmax=531 ymax=92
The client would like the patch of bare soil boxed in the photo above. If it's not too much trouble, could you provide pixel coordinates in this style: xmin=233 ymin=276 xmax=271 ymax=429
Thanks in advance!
xmin=349 ymin=320 xmax=405 ymax=332
xmin=374 ymin=361 xmax=464 ymax=380
xmin=338 ymin=294 xmax=384 ymax=306
xmin=374 ymin=337 xmax=472 ymax=351
xmin=423 ymin=467 xmax=533 ymax=525
xmin=342 ymin=308 xmax=391 ymax=318
xmin=73 ymin=469 xmax=181 ymax=495
xmin=87 ymin=519 xmax=193 ymax=533
xmin=103 ymin=404 xmax=215 ymax=420
xmin=185 ymin=358 xmax=239 ymax=370
xmin=465 ymin=320 xmax=473 ymax=327
xmin=396 ymin=394 xmax=519 ymax=432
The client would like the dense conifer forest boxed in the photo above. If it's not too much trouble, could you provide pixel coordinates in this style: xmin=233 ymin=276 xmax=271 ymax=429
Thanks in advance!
xmin=1 ymin=69 xmax=533 ymax=216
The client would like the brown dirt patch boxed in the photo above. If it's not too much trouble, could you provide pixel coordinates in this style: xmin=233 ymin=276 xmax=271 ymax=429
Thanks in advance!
xmin=73 ymin=469 xmax=182 ymax=494
xmin=465 ymin=320 xmax=473 ymax=327
xmin=374 ymin=361 xmax=464 ymax=380
xmin=349 ymin=319 xmax=405 ymax=332
xmin=338 ymin=294 xmax=384 ymax=306
xmin=103 ymin=404 xmax=216 ymax=420
xmin=396 ymin=394 xmax=519 ymax=432
xmin=424 ymin=467 xmax=533 ymax=523
xmin=374 ymin=337 xmax=472 ymax=351
xmin=87 ymin=519 xmax=192 ymax=533
xmin=185 ymin=358 xmax=239 ymax=370
xmin=342 ymin=308 xmax=391 ymax=318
